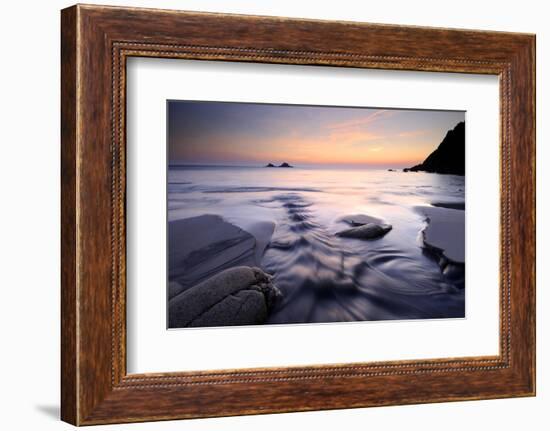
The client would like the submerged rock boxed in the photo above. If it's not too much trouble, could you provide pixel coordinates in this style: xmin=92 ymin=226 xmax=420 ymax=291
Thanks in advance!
xmin=338 ymin=214 xmax=385 ymax=227
xmin=336 ymin=223 xmax=392 ymax=240
xmin=168 ymin=266 xmax=282 ymax=328
xmin=415 ymin=205 xmax=465 ymax=264
xmin=336 ymin=213 xmax=391 ymax=239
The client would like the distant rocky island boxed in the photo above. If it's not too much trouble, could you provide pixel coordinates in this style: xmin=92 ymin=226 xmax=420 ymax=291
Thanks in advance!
xmin=404 ymin=121 xmax=465 ymax=175
xmin=265 ymin=162 xmax=293 ymax=168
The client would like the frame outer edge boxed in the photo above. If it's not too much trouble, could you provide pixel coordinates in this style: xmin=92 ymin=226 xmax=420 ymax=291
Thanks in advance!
xmin=506 ymin=34 xmax=536 ymax=396
xmin=531 ymin=34 xmax=536 ymax=396
xmin=526 ymin=35 xmax=536 ymax=396
xmin=61 ymin=4 xmax=536 ymax=424
xmin=61 ymin=5 xmax=79 ymax=426
xmin=523 ymin=34 xmax=536 ymax=395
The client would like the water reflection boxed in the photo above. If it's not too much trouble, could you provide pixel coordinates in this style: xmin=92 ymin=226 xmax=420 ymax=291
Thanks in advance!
xmin=168 ymin=166 xmax=465 ymax=323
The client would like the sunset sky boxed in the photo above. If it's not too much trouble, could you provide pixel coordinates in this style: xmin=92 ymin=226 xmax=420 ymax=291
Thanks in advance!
xmin=168 ymin=101 xmax=464 ymax=168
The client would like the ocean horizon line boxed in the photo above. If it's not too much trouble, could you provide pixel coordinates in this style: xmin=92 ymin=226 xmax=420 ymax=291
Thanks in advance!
xmin=168 ymin=162 xmax=412 ymax=170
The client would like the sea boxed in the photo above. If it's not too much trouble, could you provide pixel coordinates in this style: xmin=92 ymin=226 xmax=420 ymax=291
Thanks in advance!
xmin=168 ymin=165 xmax=466 ymax=323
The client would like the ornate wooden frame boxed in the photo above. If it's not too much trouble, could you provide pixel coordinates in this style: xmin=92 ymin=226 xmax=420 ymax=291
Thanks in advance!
xmin=61 ymin=4 xmax=536 ymax=425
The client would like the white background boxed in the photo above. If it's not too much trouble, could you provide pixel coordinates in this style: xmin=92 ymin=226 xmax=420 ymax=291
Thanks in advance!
xmin=127 ymin=59 xmax=499 ymax=373
xmin=0 ymin=0 xmax=547 ymax=430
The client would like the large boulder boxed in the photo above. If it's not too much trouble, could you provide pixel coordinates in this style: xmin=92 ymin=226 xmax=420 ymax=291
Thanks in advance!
xmin=168 ymin=281 xmax=185 ymax=300
xmin=168 ymin=214 xmax=257 ymax=291
xmin=168 ymin=266 xmax=281 ymax=328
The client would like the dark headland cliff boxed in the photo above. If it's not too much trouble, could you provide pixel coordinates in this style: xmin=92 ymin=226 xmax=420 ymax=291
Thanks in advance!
xmin=405 ymin=121 xmax=465 ymax=176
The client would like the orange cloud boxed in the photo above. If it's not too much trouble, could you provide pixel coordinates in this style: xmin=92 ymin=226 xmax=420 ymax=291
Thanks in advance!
xmin=176 ymin=109 xmax=434 ymax=166
xmin=220 ymin=133 xmax=425 ymax=166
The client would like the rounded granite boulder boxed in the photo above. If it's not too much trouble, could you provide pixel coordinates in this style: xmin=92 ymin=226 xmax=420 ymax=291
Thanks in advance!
xmin=168 ymin=266 xmax=281 ymax=328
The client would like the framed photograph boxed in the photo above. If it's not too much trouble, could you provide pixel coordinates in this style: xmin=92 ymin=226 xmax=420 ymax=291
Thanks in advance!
xmin=61 ymin=4 xmax=535 ymax=425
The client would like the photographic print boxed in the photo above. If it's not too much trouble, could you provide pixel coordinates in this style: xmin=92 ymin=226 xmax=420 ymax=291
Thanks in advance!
xmin=167 ymin=101 xmax=465 ymax=329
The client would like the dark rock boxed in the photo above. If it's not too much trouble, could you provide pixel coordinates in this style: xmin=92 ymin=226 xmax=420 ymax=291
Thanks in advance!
xmin=168 ymin=281 xmax=185 ymax=300
xmin=406 ymin=121 xmax=465 ymax=175
xmin=432 ymin=201 xmax=465 ymax=210
xmin=168 ymin=266 xmax=282 ymax=328
xmin=338 ymin=214 xmax=384 ymax=227
xmin=168 ymin=214 xmax=257 ymax=290
xmin=415 ymin=205 xmax=464 ymax=264
xmin=244 ymin=220 xmax=276 ymax=264
xmin=189 ymin=290 xmax=268 ymax=327
xmin=336 ymin=223 xmax=392 ymax=240
xmin=264 ymin=162 xmax=294 ymax=168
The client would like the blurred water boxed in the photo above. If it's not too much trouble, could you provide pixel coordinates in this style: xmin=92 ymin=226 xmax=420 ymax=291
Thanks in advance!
xmin=168 ymin=165 xmax=465 ymax=323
